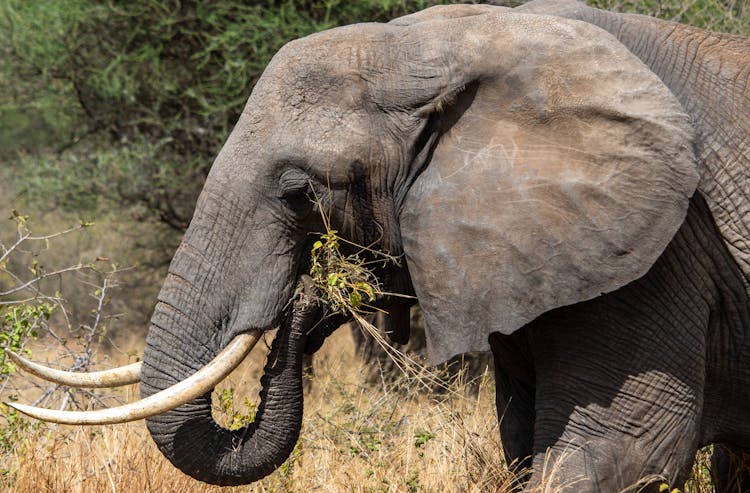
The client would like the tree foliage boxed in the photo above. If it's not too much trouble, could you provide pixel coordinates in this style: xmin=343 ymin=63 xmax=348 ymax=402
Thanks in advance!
xmin=1 ymin=0 xmax=747 ymax=237
xmin=0 ymin=0 xmax=448 ymax=232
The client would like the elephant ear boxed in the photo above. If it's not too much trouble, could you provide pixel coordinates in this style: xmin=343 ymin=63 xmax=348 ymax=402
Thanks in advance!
xmin=396 ymin=14 xmax=699 ymax=365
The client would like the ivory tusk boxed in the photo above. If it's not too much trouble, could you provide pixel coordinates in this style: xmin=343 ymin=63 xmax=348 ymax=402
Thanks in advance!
xmin=5 ymin=350 xmax=142 ymax=388
xmin=5 ymin=331 xmax=262 ymax=425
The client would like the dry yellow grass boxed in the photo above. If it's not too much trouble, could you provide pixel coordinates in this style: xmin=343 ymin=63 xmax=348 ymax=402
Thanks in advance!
xmin=1 ymin=328 xmax=519 ymax=493
xmin=1 ymin=327 xmax=717 ymax=493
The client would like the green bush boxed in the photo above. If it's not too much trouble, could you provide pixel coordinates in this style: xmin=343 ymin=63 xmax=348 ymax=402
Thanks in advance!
xmin=0 ymin=0 xmax=448 ymax=232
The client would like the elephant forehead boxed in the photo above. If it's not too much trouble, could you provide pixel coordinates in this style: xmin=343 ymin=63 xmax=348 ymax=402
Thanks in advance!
xmin=220 ymin=96 xmax=373 ymax=191
xmin=269 ymin=108 xmax=383 ymax=180
xmin=256 ymin=23 xmax=403 ymax=106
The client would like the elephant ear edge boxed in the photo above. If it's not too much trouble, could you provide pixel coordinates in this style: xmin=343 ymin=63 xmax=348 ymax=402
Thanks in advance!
xmin=397 ymin=13 xmax=699 ymax=365
xmin=388 ymin=4 xmax=506 ymax=26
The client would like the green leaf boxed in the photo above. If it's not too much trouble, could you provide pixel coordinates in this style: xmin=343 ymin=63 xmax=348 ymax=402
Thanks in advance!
xmin=327 ymin=273 xmax=339 ymax=286
xmin=349 ymin=291 xmax=361 ymax=308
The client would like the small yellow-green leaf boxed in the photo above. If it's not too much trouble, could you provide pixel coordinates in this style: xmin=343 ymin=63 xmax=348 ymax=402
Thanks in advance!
xmin=356 ymin=282 xmax=375 ymax=300
xmin=327 ymin=273 xmax=339 ymax=286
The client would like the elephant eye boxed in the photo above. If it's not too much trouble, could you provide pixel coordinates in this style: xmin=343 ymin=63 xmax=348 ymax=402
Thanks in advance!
xmin=281 ymin=186 xmax=312 ymax=211
xmin=278 ymin=170 xmax=313 ymax=216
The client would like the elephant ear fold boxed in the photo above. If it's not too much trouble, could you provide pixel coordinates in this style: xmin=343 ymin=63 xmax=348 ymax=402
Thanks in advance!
xmin=398 ymin=14 xmax=699 ymax=365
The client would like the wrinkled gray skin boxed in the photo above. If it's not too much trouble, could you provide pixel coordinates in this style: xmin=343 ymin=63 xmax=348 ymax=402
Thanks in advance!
xmin=139 ymin=3 xmax=750 ymax=491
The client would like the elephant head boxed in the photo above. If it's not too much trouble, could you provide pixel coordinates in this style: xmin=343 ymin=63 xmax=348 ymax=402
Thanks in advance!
xmin=9 ymin=9 xmax=701 ymax=485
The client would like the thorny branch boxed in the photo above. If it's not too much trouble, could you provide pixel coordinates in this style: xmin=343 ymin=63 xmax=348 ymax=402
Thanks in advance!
xmin=0 ymin=212 xmax=131 ymax=417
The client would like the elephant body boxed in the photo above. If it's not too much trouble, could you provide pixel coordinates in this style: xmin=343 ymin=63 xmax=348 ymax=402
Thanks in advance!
xmin=492 ymin=194 xmax=750 ymax=491
xmin=137 ymin=5 xmax=750 ymax=490
xmin=21 ymin=3 xmax=748 ymax=491
xmin=508 ymin=2 xmax=750 ymax=489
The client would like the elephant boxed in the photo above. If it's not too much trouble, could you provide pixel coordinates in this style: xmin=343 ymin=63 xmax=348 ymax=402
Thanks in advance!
xmin=7 ymin=2 xmax=750 ymax=491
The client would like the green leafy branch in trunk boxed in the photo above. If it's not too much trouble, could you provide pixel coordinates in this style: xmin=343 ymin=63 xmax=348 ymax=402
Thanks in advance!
xmin=306 ymin=197 xmax=460 ymax=393
xmin=306 ymin=185 xmax=394 ymax=318
xmin=309 ymin=227 xmax=381 ymax=317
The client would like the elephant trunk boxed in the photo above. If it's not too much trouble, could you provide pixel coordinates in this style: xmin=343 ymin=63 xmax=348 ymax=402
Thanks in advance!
xmin=140 ymin=288 xmax=317 ymax=486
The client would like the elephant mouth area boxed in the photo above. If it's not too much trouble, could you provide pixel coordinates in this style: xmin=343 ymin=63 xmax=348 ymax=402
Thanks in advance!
xmin=302 ymin=312 xmax=343 ymax=355
xmin=232 ymin=276 xmax=340 ymax=358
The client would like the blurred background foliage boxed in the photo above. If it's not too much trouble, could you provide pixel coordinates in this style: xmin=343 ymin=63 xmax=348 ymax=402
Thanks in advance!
xmin=0 ymin=0 xmax=748 ymax=335
xmin=590 ymin=0 xmax=748 ymax=33
xmin=0 ymin=0 xmax=452 ymax=233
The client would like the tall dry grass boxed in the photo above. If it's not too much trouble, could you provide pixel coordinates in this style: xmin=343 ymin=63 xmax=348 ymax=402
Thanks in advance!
xmin=2 ymin=328 xmax=518 ymax=493
xmin=1 ymin=327 xmax=716 ymax=492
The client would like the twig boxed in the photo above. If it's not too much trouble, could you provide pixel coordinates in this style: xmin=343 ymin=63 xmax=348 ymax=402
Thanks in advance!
xmin=0 ymin=265 xmax=87 ymax=297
